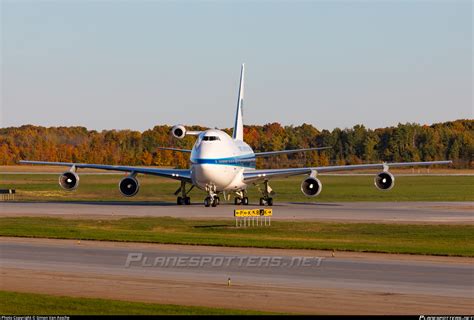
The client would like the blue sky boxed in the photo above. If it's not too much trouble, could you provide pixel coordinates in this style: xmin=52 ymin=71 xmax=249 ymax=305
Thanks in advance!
xmin=1 ymin=0 xmax=472 ymax=131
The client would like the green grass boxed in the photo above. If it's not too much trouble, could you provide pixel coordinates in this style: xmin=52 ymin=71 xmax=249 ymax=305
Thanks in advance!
xmin=1 ymin=216 xmax=472 ymax=256
xmin=0 ymin=290 xmax=271 ymax=315
xmin=1 ymin=174 xmax=473 ymax=202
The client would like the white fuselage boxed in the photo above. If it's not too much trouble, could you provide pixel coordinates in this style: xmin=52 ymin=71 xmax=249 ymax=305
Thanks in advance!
xmin=190 ymin=129 xmax=255 ymax=192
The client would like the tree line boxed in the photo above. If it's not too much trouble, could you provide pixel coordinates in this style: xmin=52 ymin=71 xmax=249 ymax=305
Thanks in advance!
xmin=0 ymin=119 xmax=472 ymax=168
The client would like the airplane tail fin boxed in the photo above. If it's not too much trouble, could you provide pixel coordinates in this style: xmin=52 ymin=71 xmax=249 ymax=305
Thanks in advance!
xmin=232 ymin=63 xmax=245 ymax=141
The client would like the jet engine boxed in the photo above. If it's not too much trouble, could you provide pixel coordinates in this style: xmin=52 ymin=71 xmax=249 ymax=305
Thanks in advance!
xmin=119 ymin=176 xmax=140 ymax=197
xmin=300 ymin=177 xmax=322 ymax=197
xmin=374 ymin=171 xmax=395 ymax=190
xmin=171 ymin=125 xmax=186 ymax=139
xmin=59 ymin=171 xmax=80 ymax=190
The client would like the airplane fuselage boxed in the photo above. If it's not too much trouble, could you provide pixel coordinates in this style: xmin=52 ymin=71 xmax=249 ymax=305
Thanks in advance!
xmin=190 ymin=129 xmax=255 ymax=192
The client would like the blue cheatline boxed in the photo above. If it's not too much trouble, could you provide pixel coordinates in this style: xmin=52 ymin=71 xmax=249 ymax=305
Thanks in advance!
xmin=190 ymin=155 xmax=256 ymax=168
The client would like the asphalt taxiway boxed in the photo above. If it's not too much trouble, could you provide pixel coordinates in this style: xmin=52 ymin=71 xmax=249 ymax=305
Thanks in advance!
xmin=0 ymin=201 xmax=472 ymax=223
xmin=1 ymin=237 xmax=472 ymax=314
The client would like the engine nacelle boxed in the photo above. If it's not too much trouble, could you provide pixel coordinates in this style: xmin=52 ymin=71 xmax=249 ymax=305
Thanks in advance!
xmin=119 ymin=176 xmax=140 ymax=197
xmin=59 ymin=171 xmax=79 ymax=191
xmin=171 ymin=125 xmax=186 ymax=139
xmin=374 ymin=171 xmax=395 ymax=191
xmin=300 ymin=177 xmax=322 ymax=197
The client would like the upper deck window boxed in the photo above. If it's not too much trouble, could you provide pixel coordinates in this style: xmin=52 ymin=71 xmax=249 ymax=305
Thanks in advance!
xmin=202 ymin=136 xmax=220 ymax=141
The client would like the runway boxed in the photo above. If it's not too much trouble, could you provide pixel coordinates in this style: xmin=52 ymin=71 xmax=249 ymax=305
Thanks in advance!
xmin=0 ymin=237 xmax=472 ymax=314
xmin=0 ymin=201 xmax=472 ymax=223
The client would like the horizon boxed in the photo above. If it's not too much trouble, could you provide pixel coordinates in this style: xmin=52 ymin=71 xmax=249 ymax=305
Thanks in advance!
xmin=3 ymin=118 xmax=471 ymax=134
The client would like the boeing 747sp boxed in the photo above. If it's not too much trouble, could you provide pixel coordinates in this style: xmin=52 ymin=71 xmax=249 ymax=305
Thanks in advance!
xmin=21 ymin=64 xmax=452 ymax=207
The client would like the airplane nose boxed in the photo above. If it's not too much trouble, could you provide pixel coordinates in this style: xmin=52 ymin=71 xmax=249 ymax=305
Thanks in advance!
xmin=199 ymin=162 xmax=221 ymax=178
xmin=194 ymin=163 xmax=233 ymax=190
xmin=195 ymin=142 xmax=220 ymax=159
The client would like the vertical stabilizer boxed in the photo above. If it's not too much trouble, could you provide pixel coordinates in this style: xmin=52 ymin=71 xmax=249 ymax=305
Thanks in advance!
xmin=233 ymin=64 xmax=245 ymax=141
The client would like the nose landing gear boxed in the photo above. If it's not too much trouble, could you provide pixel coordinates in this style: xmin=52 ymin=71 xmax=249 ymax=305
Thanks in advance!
xmin=204 ymin=196 xmax=220 ymax=207
xmin=204 ymin=184 xmax=220 ymax=207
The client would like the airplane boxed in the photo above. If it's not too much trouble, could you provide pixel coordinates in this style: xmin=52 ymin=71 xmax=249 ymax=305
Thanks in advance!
xmin=20 ymin=64 xmax=452 ymax=207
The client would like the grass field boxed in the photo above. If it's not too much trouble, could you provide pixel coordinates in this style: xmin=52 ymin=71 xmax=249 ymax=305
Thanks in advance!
xmin=1 ymin=216 xmax=472 ymax=256
xmin=1 ymin=173 xmax=473 ymax=202
xmin=0 ymin=290 xmax=271 ymax=315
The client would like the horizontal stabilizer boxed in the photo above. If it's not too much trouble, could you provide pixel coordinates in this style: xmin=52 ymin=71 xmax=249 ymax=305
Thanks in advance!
xmin=254 ymin=146 xmax=331 ymax=157
xmin=156 ymin=147 xmax=192 ymax=153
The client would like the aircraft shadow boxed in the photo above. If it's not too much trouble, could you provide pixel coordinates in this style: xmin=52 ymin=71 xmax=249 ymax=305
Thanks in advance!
xmin=12 ymin=200 xmax=319 ymax=207
xmin=16 ymin=200 xmax=179 ymax=207
xmin=287 ymin=202 xmax=343 ymax=207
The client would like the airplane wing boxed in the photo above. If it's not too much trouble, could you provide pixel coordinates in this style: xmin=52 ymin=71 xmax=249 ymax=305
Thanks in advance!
xmin=19 ymin=160 xmax=192 ymax=182
xmin=243 ymin=160 xmax=452 ymax=183
xmin=254 ymin=147 xmax=331 ymax=157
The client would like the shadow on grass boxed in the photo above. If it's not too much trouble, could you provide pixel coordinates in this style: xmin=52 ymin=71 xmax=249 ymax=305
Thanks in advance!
xmin=193 ymin=224 xmax=230 ymax=228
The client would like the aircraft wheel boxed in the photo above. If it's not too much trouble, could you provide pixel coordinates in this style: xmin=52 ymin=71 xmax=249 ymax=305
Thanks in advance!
xmin=267 ymin=198 xmax=273 ymax=206
xmin=211 ymin=197 xmax=219 ymax=207
xmin=204 ymin=197 xmax=211 ymax=207
xmin=242 ymin=197 xmax=249 ymax=205
xmin=184 ymin=197 xmax=191 ymax=205
xmin=234 ymin=197 xmax=241 ymax=205
xmin=259 ymin=198 xmax=265 ymax=206
xmin=177 ymin=196 xmax=184 ymax=205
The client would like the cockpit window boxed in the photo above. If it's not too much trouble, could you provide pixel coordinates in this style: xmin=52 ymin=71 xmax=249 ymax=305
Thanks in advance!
xmin=202 ymin=136 xmax=220 ymax=141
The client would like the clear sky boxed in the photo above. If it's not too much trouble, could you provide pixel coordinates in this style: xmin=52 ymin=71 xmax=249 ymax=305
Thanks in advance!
xmin=1 ymin=0 xmax=472 ymax=132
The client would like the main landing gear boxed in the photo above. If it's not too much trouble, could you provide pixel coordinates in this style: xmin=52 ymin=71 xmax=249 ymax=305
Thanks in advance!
xmin=259 ymin=197 xmax=273 ymax=206
xmin=177 ymin=196 xmax=191 ymax=205
xmin=234 ymin=197 xmax=249 ymax=205
xmin=258 ymin=180 xmax=274 ymax=206
xmin=175 ymin=181 xmax=193 ymax=205
xmin=234 ymin=190 xmax=249 ymax=205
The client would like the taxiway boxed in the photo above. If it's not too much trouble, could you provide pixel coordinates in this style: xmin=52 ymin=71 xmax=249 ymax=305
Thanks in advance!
xmin=0 ymin=237 xmax=472 ymax=314
xmin=0 ymin=201 xmax=472 ymax=223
